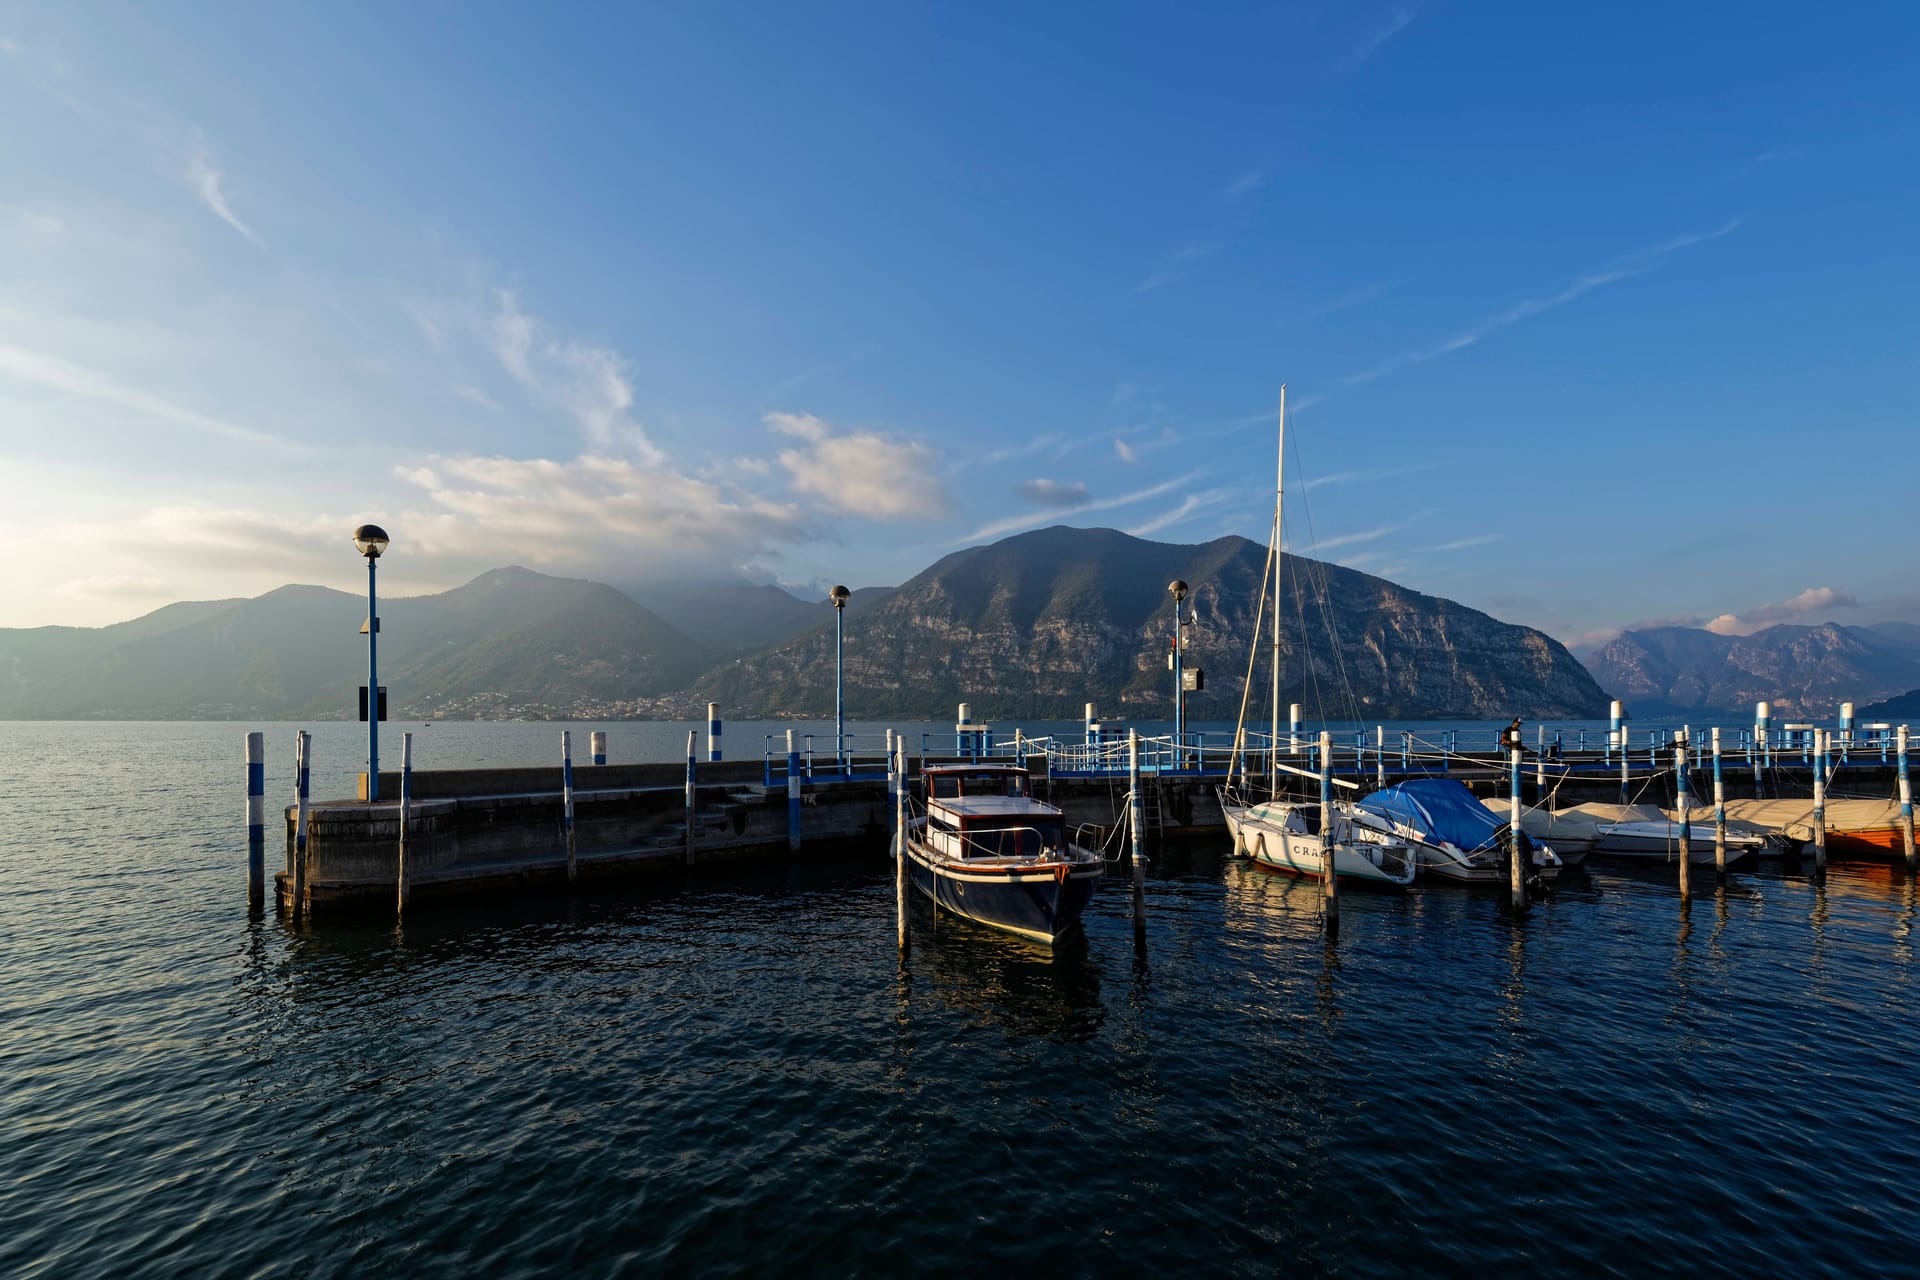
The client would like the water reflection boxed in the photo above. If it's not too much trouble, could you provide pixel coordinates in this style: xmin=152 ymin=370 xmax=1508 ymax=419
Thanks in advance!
xmin=915 ymin=918 xmax=1106 ymax=1043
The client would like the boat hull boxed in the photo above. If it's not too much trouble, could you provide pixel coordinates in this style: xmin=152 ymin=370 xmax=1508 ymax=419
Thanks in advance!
xmin=906 ymin=839 xmax=1102 ymax=943
xmin=1591 ymin=823 xmax=1763 ymax=866
xmin=1224 ymin=804 xmax=1416 ymax=886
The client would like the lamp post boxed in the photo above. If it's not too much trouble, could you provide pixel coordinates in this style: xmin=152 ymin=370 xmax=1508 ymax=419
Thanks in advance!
xmin=353 ymin=524 xmax=389 ymax=800
xmin=1168 ymin=579 xmax=1190 ymax=753
xmin=830 ymin=584 xmax=850 ymax=773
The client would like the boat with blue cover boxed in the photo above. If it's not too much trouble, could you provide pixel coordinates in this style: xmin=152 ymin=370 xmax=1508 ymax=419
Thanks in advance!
xmin=906 ymin=764 xmax=1104 ymax=944
xmin=1352 ymin=778 xmax=1564 ymax=885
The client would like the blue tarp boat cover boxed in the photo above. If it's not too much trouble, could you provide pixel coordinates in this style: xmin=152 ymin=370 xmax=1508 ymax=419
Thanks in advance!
xmin=1359 ymin=779 xmax=1531 ymax=854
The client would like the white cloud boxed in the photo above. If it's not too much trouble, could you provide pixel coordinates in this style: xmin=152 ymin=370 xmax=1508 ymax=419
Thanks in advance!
xmin=1127 ymin=489 xmax=1227 ymax=538
xmin=451 ymin=383 xmax=503 ymax=411
xmin=766 ymin=411 xmax=949 ymax=520
xmin=1114 ymin=438 xmax=1137 ymax=463
xmin=186 ymin=151 xmax=262 ymax=246
xmin=1225 ymin=168 xmax=1265 ymax=197
xmin=1017 ymin=478 xmax=1091 ymax=508
xmin=1705 ymin=586 xmax=1858 ymax=635
xmin=488 ymin=290 xmax=660 ymax=462
xmin=1133 ymin=245 xmax=1214 ymax=294
xmin=1336 ymin=4 xmax=1421 ymax=73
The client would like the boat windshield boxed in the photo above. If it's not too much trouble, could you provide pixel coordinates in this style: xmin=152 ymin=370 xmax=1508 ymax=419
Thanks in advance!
xmin=930 ymin=772 xmax=1029 ymax=800
xmin=962 ymin=818 xmax=1063 ymax=859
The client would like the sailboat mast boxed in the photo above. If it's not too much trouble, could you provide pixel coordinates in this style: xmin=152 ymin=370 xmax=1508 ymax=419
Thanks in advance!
xmin=1270 ymin=385 xmax=1286 ymax=799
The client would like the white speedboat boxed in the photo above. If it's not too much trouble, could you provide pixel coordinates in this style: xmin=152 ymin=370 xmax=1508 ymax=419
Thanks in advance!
xmin=1222 ymin=792 xmax=1416 ymax=886
xmin=1592 ymin=820 xmax=1768 ymax=865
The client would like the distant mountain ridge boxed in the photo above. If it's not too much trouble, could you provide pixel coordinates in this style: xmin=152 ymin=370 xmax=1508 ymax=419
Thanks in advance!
xmin=1581 ymin=622 xmax=1920 ymax=717
xmin=0 ymin=529 xmax=1609 ymax=721
xmin=693 ymin=526 xmax=1605 ymax=720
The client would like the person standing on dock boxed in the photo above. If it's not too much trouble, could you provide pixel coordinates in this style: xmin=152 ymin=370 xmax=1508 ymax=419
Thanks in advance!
xmin=1498 ymin=717 xmax=1525 ymax=764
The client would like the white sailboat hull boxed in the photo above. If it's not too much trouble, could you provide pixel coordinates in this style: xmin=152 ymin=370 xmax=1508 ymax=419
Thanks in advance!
xmin=1223 ymin=800 xmax=1416 ymax=886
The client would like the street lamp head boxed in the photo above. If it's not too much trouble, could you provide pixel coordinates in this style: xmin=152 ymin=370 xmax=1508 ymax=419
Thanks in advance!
xmin=353 ymin=524 xmax=390 ymax=560
xmin=1168 ymin=579 xmax=1189 ymax=603
xmin=829 ymin=585 xmax=851 ymax=609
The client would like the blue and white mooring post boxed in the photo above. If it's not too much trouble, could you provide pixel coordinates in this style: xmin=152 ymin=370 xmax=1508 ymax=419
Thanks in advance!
xmin=685 ymin=729 xmax=697 ymax=867
xmin=397 ymin=731 xmax=413 ymax=915
xmin=1675 ymin=735 xmax=1692 ymax=902
xmin=1756 ymin=701 xmax=1771 ymax=772
xmin=590 ymin=730 xmax=607 ymax=767
xmin=708 ymin=703 xmax=722 ymax=762
xmin=1509 ymin=743 xmax=1525 ymax=911
xmin=1322 ymin=729 xmax=1339 ymax=923
xmin=1897 ymin=724 xmax=1914 ymax=871
xmin=245 ymin=731 xmax=265 ymax=893
xmin=291 ymin=730 xmax=311 ymax=917
xmin=1085 ymin=702 xmax=1097 ymax=746
xmin=1840 ymin=701 xmax=1856 ymax=761
xmin=1608 ymin=700 xmax=1623 ymax=764
xmin=830 ymin=585 xmax=850 ymax=773
xmin=1290 ymin=703 xmax=1302 ymax=756
xmin=562 ymin=730 xmax=577 ymax=883
xmin=885 ymin=730 xmax=897 ymax=832
xmin=1812 ymin=729 xmax=1828 ymax=871
xmin=786 ymin=728 xmax=802 ymax=854
xmin=1711 ymin=726 xmax=1727 ymax=875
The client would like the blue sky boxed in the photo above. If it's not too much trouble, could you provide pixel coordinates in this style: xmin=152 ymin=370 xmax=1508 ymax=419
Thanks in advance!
xmin=1 ymin=1 xmax=1914 ymax=645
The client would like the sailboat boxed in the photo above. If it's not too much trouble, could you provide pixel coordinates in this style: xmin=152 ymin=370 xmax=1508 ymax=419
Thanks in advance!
xmin=1217 ymin=386 xmax=1416 ymax=888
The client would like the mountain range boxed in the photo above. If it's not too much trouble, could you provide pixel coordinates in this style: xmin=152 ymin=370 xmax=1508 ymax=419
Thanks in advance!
xmin=0 ymin=526 xmax=1607 ymax=722
xmin=1579 ymin=622 xmax=1920 ymax=718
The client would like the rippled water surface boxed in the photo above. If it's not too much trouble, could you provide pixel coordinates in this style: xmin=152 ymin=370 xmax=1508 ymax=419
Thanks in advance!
xmin=5 ymin=720 xmax=1919 ymax=1278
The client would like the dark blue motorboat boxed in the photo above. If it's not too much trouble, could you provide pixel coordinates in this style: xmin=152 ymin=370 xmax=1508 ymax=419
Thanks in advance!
xmin=906 ymin=764 xmax=1103 ymax=944
xmin=1353 ymin=778 xmax=1564 ymax=885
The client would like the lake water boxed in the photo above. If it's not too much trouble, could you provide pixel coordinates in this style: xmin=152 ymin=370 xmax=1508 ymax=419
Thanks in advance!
xmin=4 ymin=719 xmax=1917 ymax=1278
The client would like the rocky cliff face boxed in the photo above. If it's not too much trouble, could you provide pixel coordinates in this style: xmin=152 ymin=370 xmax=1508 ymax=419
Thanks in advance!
xmin=1585 ymin=622 xmax=1920 ymax=717
xmin=694 ymin=526 xmax=1607 ymax=720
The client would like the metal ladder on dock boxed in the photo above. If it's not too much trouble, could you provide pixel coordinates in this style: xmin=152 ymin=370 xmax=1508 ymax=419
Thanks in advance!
xmin=1139 ymin=776 xmax=1165 ymax=840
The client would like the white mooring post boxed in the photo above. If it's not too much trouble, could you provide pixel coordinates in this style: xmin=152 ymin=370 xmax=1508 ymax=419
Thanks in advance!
xmin=292 ymin=730 xmax=310 ymax=918
xmin=1608 ymin=700 xmax=1623 ymax=764
xmin=1757 ymin=701 xmax=1772 ymax=772
xmin=1712 ymin=727 xmax=1727 ymax=877
xmin=895 ymin=739 xmax=909 ymax=953
xmin=1128 ymin=730 xmax=1146 ymax=926
xmin=1290 ymin=703 xmax=1303 ymax=755
xmin=1321 ymin=730 xmax=1339 ymax=925
xmin=397 ymin=732 xmax=413 ymax=916
xmin=1510 ymin=745 xmax=1526 ymax=911
xmin=562 ymin=730 xmax=577 ymax=883
xmin=1897 ymin=725 xmax=1914 ymax=872
xmin=1376 ymin=724 xmax=1386 ymax=788
xmin=1618 ymin=728 xmax=1630 ymax=805
xmin=590 ymin=730 xmax=607 ymax=767
xmin=685 ymin=729 xmax=697 ymax=867
xmin=1812 ymin=729 xmax=1827 ymax=871
xmin=1675 ymin=739 xmax=1692 ymax=903
xmin=708 ymin=703 xmax=722 ymax=762
xmin=885 ymin=730 xmax=897 ymax=833
xmin=1840 ymin=702 xmax=1855 ymax=760
xmin=1535 ymin=723 xmax=1546 ymax=799
xmin=246 ymin=731 xmax=265 ymax=897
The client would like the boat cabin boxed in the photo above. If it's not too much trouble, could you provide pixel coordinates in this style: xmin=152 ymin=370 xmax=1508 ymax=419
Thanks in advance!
xmin=921 ymin=766 xmax=1064 ymax=861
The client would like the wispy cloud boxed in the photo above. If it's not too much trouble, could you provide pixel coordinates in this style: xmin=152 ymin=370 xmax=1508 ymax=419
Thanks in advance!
xmin=186 ymin=151 xmax=262 ymax=246
xmin=0 ymin=340 xmax=287 ymax=448
xmin=1127 ymin=488 xmax=1228 ymax=538
xmin=1114 ymin=438 xmax=1138 ymax=463
xmin=957 ymin=472 xmax=1202 ymax=544
xmin=976 ymin=433 xmax=1064 ymax=466
xmin=1016 ymin=478 xmax=1091 ymax=508
xmin=451 ymin=383 xmax=503 ymax=411
xmin=1337 ymin=220 xmax=1743 ymax=391
xmin=1278 ymin=283 xmax=1389 ymax=327
xmin=1722 ymin=146 xmax=1808 ymax=184
xmin=1305 ymin=510 xmax=1434 ymax=553
xmin=1424 ymin=534 xmax=1501 ymax=552
xmin=1300 ymin=462 xmax=1434 ymax=491
xmin=1224 ymin=168 xmax=1265 ymax=197
xmin=1133 ymin=245 xmax=1215 ymax=295
xmin=489 ymin=290 xmax=659 ymax=462
xmin=1336 ymin=4 xmax=1421 ymax=73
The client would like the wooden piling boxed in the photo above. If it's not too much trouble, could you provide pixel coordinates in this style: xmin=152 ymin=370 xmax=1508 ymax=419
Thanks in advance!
xmin=562 ymin=730 xmax=577 ymax=883
xmin=1812 ymin=729 xmax=1827 ymax=871
xmin=397 ymin=731 xmax=413 ymax=915
xmin=245 ymin=731 xmax=265 ymax=897
xmin=1898 ymin=725 xmax=1914 ymax=872
xmin=291 ymin=730 xmax=310 ymax=918
xmin=1675 ymin=740 xmax=1692 ymax=903
xmin=1509 ymin=745 xmax=1526 ymax=911
xmin=895 ymin=740 xmax=909 ymax=952
xmin=1128 ymin=730 xmax=1146 ymax=926
xmin=1711 ymin=726 xmax=1727 ymax=877
xmin=1321 ymin=729 xmax=1339 ymax=925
